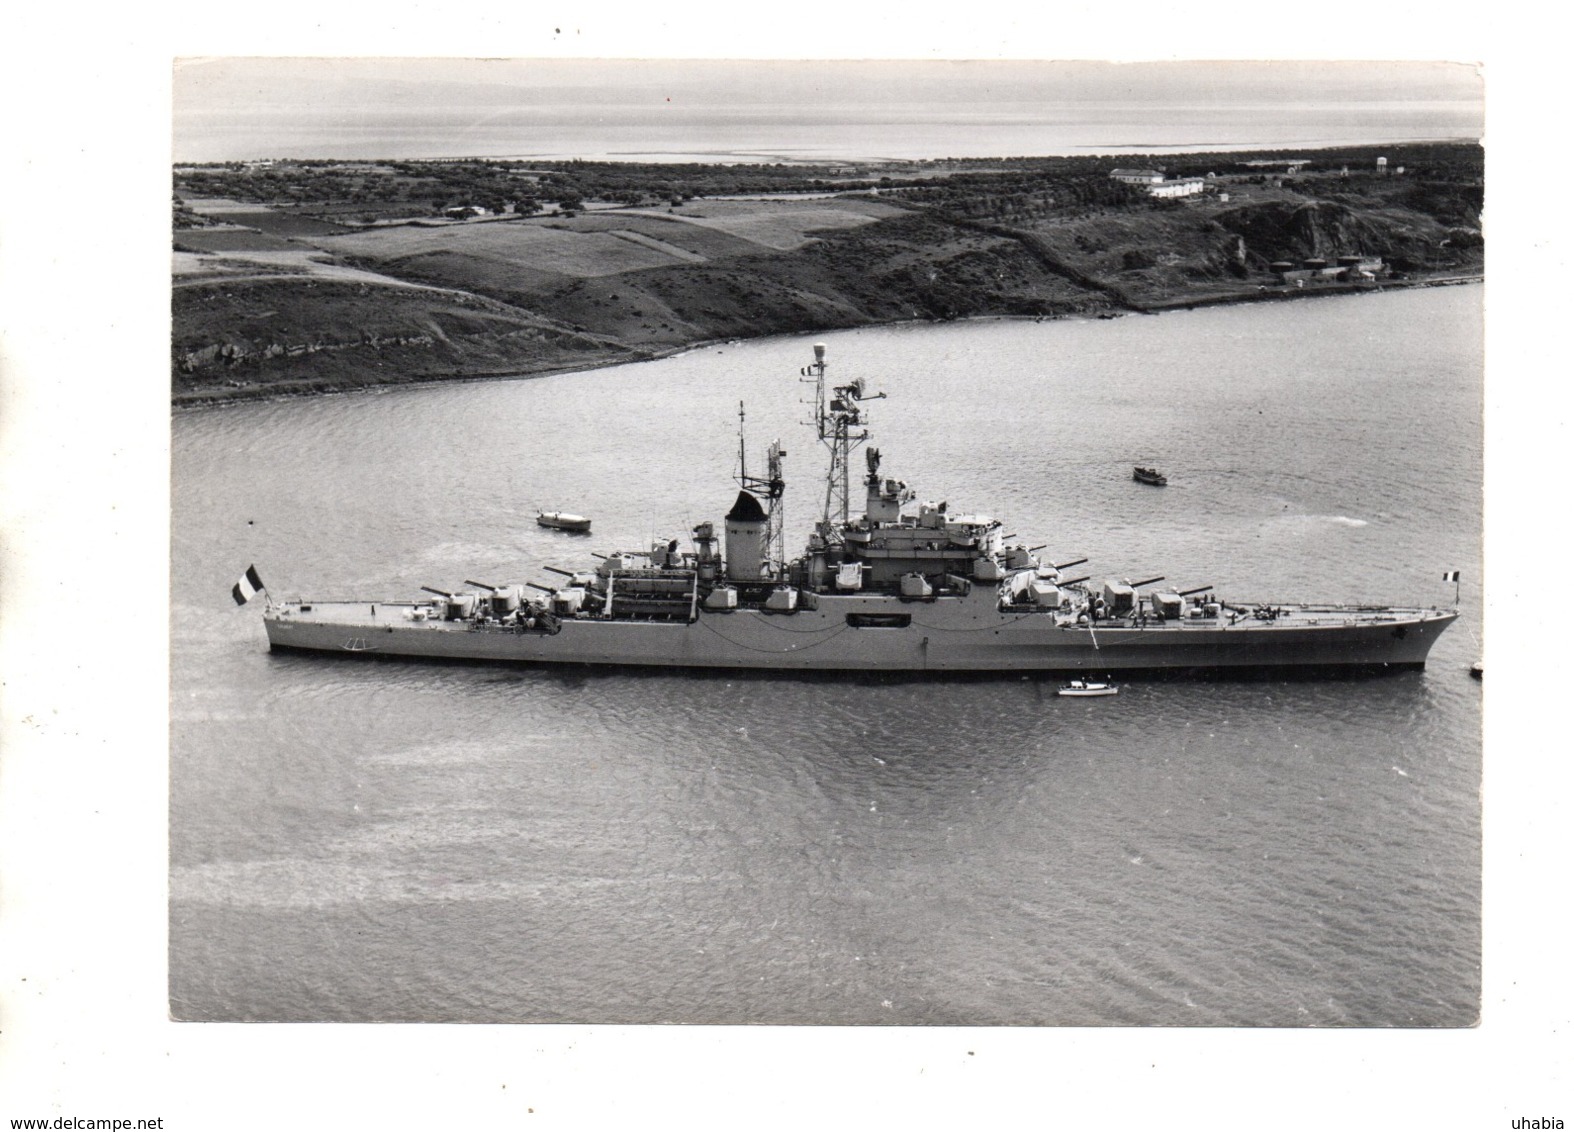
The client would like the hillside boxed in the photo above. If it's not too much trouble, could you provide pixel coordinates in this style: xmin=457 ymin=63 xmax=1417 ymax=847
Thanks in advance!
xmin=172 ymin=146 xmax=1483 ymax=403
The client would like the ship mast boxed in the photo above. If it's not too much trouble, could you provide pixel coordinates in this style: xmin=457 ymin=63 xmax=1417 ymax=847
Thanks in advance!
xmin=736 ymin=401 xmax=787 ymax=575
xmin=801 ymin=342 xmax=881 ymax=541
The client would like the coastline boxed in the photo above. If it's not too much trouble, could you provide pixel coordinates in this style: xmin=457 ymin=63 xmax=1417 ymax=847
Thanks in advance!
xmin=172 ymin=272 xmax=1482 ymax=411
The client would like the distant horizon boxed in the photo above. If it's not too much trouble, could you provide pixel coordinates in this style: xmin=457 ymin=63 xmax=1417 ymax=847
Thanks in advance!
xmin=173 ymin=58 xmax=1483 ymax=165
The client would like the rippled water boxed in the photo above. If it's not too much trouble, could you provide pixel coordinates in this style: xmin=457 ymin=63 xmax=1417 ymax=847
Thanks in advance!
xmin=171 ymin=285 xmax=1482 ymax=1024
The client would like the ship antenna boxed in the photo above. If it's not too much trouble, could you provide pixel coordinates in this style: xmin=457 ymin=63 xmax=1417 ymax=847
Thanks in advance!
xmin=737 ymin=400 xmax=748 ymax=485
xmin=737 ymin=399 xmax=788 ymax=575
xmin=801 ymin=342 xmax=881 ymax=541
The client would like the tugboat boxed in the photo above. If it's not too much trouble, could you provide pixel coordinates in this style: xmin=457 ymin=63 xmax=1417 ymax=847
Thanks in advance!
xmin=1133 ymin=466 xmax=1168 ymax=486
xmin=258 ymin=344 xmax=1456 ymax=674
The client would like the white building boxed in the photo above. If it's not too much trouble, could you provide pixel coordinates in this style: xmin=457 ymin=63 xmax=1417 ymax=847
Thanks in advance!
xmin=1110 ymin=168 xmax=1165 ymax=185
xmin=1147 ymin=178 xmax=1205 ymax=199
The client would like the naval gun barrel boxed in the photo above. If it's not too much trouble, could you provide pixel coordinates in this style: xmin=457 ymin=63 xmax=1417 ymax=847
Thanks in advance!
xmin=420 ymin=586 xmax=454 ymax=598
xmin=525 ymin=582 xmax=556 ymax=593
xmin=1177 ymin=585 xmax=1214 ymax=597
xmin=542 ymin=566 xmax=576 ymax=577
xmin=1129 ymin=575 xmax=1165 ymax=589
xmin=464 ymin=579 xmax=499 ymax=592
xmin=1055 ymin=558 xmax=1089 ymax=571
xmin=1027 ymin=544 xmax=1048 ymax=553
xmin=1059 ymin=575 xmax=1091 ymax=587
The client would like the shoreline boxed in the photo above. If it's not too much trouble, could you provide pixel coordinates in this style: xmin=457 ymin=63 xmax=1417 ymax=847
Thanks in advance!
xmin=172 ymin=273 xmax=1482 ymax=412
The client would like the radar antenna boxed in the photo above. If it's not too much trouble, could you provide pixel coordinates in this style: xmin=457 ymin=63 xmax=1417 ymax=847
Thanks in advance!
xmin=799 ymin=343 xmax=882 ymax=540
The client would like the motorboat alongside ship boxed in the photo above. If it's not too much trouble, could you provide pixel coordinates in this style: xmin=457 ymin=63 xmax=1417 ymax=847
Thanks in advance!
xmin=1133 ymin=466 xmax=1167 ymax=486
xmin=1059 ymin=680 xmax=1118 ymax=697
xmin=260 ymin=344 xmax=1456 ymax=674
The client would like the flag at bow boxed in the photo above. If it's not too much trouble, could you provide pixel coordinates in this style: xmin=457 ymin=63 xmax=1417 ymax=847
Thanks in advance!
xmin=232 ymin=565 xmax=266 ymax=606
xmin=1443 ymin=570 xmax=1461 ymax=582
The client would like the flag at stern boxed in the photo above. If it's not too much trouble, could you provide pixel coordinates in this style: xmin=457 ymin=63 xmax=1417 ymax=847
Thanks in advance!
xmin=232 ymin=565 xmax=266 ymax=606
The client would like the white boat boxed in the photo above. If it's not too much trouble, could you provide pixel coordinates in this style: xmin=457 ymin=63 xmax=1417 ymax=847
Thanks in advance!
xmin=1059 ymin=680 xmax=1118 ymax=697
xmin=537 ymin=510 xmax=591 ymax=533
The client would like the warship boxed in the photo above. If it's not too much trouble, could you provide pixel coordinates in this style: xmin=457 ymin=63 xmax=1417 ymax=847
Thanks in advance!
xmin=260 ymin=344 xmax=1456 ymax=673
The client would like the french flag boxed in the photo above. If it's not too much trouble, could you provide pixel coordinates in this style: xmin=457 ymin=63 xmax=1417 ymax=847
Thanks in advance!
xmin=232 ymin=565 xmax=266 ymax=606
xmin=1443 ymin=570 xmax=1461 ymax=583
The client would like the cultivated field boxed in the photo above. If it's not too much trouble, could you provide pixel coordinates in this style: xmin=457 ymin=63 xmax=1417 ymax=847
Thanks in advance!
xmin=311 ymin=197 xmax=907 ymax=281
xmin=171 ymin=147 xmax=1482 ymax=401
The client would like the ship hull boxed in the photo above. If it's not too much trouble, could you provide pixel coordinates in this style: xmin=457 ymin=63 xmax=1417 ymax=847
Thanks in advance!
xmin=263 ymin=588 xmax=1456 ymax=674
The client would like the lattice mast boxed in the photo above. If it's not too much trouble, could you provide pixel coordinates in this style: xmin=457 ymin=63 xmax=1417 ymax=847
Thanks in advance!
xmin=800 ymin=342 xmax=882 ymax=542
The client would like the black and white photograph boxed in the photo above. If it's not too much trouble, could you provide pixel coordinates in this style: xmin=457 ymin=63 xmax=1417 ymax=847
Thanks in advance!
xmin=3 ymin=9 xmax=1565 ymax=1129
xmin=168 ymin=56 xmax=1485 ymax=1030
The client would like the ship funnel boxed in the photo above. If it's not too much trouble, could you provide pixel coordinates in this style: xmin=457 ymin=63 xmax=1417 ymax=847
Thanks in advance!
xmin=724 ymin=489 xmax=769 ymax=581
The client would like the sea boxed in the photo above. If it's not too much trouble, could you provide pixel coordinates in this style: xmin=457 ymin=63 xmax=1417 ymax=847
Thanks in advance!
xmin=173 ymin=99 xmax=1484 ymax=166
xmin=170 ymin=284 xmax=1482 ymax=1026
xmin=171 ymin=60 xmax=1483 ymax=165
xmin=173 ymin=99 xmax=1484 ymax=165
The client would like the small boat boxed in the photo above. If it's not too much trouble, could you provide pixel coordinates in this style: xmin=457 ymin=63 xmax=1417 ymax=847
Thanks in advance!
xmin=1133 ymin=466 xmax=1167 ymax=486
xmin=537 ymin=510 xmax=591 ymax=533
xmin=1059 ymin=680 xmax=1118 ymax=697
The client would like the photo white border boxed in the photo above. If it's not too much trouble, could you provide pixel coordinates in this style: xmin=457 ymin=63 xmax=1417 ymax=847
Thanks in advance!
xmin=3 ymin=4 xmax=1556 ymax=1126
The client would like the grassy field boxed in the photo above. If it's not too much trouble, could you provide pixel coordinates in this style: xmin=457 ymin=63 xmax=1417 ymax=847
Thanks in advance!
xmin=620 ymin=198 xmax=906 ymax=249
xmin=171 ymin=151 xmax=1483 ymax=403
xmin=320 ymin=221 xmax=708 ymax=279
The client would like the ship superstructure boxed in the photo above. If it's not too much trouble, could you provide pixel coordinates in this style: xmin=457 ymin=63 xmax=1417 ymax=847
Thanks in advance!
xmin=261 ymin=344 xmax=1456 ymax=673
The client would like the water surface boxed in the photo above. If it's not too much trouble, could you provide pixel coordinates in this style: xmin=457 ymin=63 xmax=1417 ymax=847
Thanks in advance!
xmin=171 ymin=285 xmax=1482 ymax=1025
